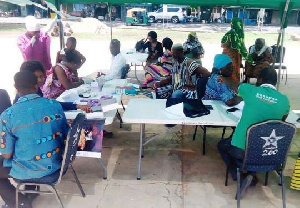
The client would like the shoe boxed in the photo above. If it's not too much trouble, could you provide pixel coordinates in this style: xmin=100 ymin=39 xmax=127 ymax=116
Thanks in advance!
xmin=103 ymin=130 xmax=113 ymax=138
xmin=236 ymin=175 xmax=253 ymax=200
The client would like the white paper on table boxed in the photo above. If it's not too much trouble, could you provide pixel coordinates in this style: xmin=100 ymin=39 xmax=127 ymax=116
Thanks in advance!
xmin=56 ymin=89 xmax=80 ymax=103
xmin=64 ymin=111 xmax=104 ymax=120
xmin=86 ymin=112 xmax=104 ymax=119
xmin=165 ymin=103 xmax=185 ymax=118
xmin=101 ymin=98 xmax=118 ymax=112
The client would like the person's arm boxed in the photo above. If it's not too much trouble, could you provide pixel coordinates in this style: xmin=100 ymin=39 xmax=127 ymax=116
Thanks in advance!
xmin=0 ymin=114 xmax=15 ymax=159
xmin=56 ymin=51 xmax=61 ymax=64
xmin=220 ymin=77 xmax=240 ymax=92
xmin=188 ymin=60 xmax=210 ymax=77
xmin=59 ymin=101 xmax=91 ymax=113
xmin=153 ymin=75 xmax=172 ymax=89
xmin=42 ymin=33 xmax=52 ymax=71
xmin=17 ymin=36 xmax=34 ymax=60
xmin=41 ymin=16 xmax=57 ymax=34
xmin=76 ymin=50 xmax=86 ymax=64
xmin=54 ymin=65 xmax=83 ymax=90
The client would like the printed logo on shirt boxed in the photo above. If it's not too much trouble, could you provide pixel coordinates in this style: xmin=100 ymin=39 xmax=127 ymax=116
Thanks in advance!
xmin=256 ymin=93 xmax=278 ymax=104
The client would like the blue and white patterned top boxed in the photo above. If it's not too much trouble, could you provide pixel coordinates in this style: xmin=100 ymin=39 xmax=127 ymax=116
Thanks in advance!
xmin=203 ymin=74 xmax=235 ymax=103
xmin=0 ymin=94 xmax=69 ymax=180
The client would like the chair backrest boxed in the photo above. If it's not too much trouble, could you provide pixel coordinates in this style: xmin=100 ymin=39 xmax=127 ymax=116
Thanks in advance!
xmin=121 ymin=64 xmax=130 ymax=79
xmin=243 ymin=120 xmax=296 ymax=172
xmin=271 ymin=45 xmax=286 ymax=63
xmin=57 ymin=113 xmax=86 ymax=183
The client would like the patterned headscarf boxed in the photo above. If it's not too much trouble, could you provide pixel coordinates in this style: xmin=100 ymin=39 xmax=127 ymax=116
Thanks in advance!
xmin=221 ymin=17 xmax=253 ymax=63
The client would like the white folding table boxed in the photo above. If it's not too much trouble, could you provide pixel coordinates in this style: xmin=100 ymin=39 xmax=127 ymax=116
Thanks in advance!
xmin=122 ymin=52 xmax=148 ymax=84
xmin=122 ymin=98 xmax=300 ymax=180
xmin=59 ymin=79 xmax=128 ymax=179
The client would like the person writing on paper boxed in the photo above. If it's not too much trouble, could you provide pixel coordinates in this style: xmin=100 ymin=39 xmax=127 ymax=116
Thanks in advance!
xmin=218 ymin=67 xmax=290 ymax=198
xmin=14 ymin=61 xmax=91 ymax=112
xmin=154 ymin=44 xmax=210 ymax=99
xmin=0 ymin=71 xmax=69 ymax=208
xmin=17 ymin=16 xmax=57 ymax=71
xmin=43 ymin=50 xmax=85 ymax=99
xmin=101 ymin=39 xmax=127 ymax=81
xmin=204 ymin=54 xmax=242 ymax=106
xmin=244 ymin=38 xmax=273 ymax=82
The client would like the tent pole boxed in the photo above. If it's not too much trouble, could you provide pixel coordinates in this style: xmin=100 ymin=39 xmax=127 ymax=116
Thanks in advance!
xmin=109 ymin=3 xmax=112 ymax=41
xmin=55 ymin=0 xmax=64 ymax=49
xmin=275 ymin=0 xmax=290 ymax=90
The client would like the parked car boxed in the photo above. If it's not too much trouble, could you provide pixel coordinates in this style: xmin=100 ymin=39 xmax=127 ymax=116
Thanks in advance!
xmin=148 ymin=7 xmax=185 ymax=23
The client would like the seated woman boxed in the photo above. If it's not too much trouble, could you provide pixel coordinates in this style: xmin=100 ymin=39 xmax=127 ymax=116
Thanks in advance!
xmin=43 ymin=50 xmax=84 ymax=99
xmin=203 ymin=54 xmax=242 ymax=106
xmin=17 ymin=61 xmax=91 ymax=112
xmin=143 ymin=31 xmax=163 ymax=64
xmin=142 ymin=37 xmax=173 ymax=87
xmin=154 ymin=44 xmax=210 ymax=100
xmin=244 ymin=38 xmax=273 ymax=81
xmin=183 ymin=32 xmax=205 ymax=59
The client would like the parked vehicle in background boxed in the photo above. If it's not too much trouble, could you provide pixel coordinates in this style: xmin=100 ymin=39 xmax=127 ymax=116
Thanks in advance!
xmin=148 ymin=7 xmax=185 ymax=23
xmin=125 ymin=8 xmax=150 ymax=26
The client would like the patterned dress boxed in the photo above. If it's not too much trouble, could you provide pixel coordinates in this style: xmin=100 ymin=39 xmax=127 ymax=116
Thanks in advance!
xmin=143 ymin=51 xmax=173 ymax=85
xmin=42 ymin=63 xmax=74 ymax=99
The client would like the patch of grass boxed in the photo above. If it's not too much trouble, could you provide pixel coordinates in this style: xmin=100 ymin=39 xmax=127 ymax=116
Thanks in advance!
xmin=0 ymin=23 xmax=25 ymax=32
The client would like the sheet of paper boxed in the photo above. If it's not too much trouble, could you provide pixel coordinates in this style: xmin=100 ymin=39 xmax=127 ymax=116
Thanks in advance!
xmin=165 ymin=103 xmax=185 ymax=118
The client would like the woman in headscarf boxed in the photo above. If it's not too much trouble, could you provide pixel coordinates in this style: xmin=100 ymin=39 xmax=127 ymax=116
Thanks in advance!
xmin=183 ymin=32 xmax=205 ymax=60
xmin=143 ymin=31 xmax=163 ymax=64
xmin=244 ymin=38 xmax=274 ymax=82
xmin=142 ymin=37 xmax=173 ymax=88
xmin=221 ymin=17 xmax=252 ymax=83
xmin=203 ymin=54 xmax=242 ymax=106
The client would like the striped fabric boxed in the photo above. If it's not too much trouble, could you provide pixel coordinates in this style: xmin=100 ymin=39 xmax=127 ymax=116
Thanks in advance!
xmin=172 ymin=57 xmax=200 ymax=99
xmin=291 ymin=154 xmax=300 ymax=190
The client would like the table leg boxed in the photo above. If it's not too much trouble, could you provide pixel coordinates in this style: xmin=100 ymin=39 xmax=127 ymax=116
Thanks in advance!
xmin=142 ymin=124 xmax=145 ymax=158
xmin=137 ymin=123 xmax=145 ymax=180
xmin=134 ymin=64 xmax=142 ymax=85
xmin=97 ymin=158 xmax=107 ymax=180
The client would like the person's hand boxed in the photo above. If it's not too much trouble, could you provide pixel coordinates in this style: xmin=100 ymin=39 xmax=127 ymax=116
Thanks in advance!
xmin=30 ymin=36 xmax=36 ymax=46
xmin=153 ymin=82 xmax=160 ymax=90
xmin=77 ymin=105 xmax=92 ymax=113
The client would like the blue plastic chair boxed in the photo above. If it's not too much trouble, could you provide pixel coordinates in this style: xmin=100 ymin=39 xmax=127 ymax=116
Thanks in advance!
xmin=15 ymin=113 xmax=86 ymax=208
xmin=225 ymin=120 xmax=296 ymax=208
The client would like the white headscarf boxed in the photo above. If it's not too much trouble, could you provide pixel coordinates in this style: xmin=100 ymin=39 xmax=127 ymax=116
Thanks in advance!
xmin=25 ymin=16 xmax=40 ymax=32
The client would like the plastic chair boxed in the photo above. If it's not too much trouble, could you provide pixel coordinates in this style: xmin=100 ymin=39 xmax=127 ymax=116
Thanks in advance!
xmin=15 ymin=113 xmax=87 ymax=208
xmin=224 ymin=120 xmax=296 ymax=208
xmin=271 ymin=45 xmax=287 ymax=84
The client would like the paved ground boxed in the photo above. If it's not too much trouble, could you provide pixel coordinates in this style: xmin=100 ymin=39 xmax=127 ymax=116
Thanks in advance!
xmin=0 ymin=18 xmax=300 ymax=207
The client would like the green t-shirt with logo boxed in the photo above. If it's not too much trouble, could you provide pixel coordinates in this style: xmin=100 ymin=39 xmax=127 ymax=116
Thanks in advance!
xmin=231 ymin=84 xmax=290 ymax=150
